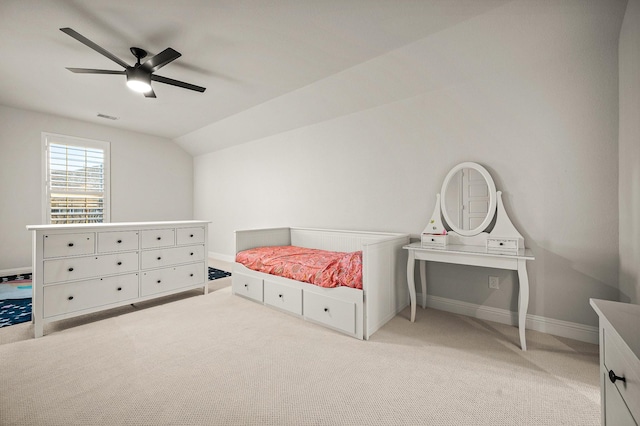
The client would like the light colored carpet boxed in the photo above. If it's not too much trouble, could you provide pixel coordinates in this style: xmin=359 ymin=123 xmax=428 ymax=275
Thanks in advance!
xmin=0 ymin=279 xmax=600 ymax=426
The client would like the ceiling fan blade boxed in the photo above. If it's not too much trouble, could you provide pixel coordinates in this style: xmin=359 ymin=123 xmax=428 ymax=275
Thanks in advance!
xmin=60 ymin=28 xmax=130 ymax=69
xmin=151 ymin=75 xmax=206 ymax=93
xmin=66 ymin=68 xmax=125 ymax=75
xmin=144 ymin=88 xmax=157 ymax=98
xmin=141 ymin=48 xmax=181 ymax=73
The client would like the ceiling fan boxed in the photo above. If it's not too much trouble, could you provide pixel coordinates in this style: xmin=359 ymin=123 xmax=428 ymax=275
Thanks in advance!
xmin=60 ymin=27 xmax=206 ymax=98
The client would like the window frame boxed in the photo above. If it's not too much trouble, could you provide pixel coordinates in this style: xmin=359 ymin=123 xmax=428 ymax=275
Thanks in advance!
xmin=41 ymin=132 xmax=111 ymax=224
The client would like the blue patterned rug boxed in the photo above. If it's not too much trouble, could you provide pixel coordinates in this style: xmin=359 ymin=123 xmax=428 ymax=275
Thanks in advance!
xmin=0 ymin=268 xmax=231 ymax=328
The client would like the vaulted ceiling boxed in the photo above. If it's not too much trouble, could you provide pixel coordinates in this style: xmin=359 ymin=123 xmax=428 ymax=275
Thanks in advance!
xmin=0 ymin=0 xmax=628 ymax=155
xmin=0 ymin=1 xmax=511 ymax=142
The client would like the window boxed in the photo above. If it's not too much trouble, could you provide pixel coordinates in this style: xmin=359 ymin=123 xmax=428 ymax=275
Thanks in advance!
xmin=42 ymin=133 xmax=110 ymax=224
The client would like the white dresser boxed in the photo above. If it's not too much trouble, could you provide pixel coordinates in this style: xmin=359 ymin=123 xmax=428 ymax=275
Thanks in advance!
xmin=27 ymin=220 xmax=210 ymax=338
xmin=590 ymin=299 xmax=640 ymax=425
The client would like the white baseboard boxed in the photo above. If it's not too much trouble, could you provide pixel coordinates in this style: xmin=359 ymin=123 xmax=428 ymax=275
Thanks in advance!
xmin=208 ymin=251 xmax=235 ymax=263
xmin=422 ymin=294 xmax=598 ymax=345
xmin=0 ymin=266 xmax=32 ymax=278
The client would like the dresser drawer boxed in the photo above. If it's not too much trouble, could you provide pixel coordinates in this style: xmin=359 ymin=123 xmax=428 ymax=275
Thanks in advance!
xmin=43 ymin=233 xmax=95 ymax=258
xmin=176 ymin=227 xmax=205 ymax=245
xmin=603 ymin=326 xmax=640 ymax=419
xmin=264 ymin=280 xmax=302 ymax=316
xmin=140 ymin=229 xmax=175 ymax=249
xmin=98 ymin=230 xmax=139 ymax=253
xmin=141 ymin=245 xmax=205 ymax=269
xmin=303 ymin=291 xmax=356 ymax=335
xmin=604 ymin=374 xmax=636 ymax=426
xmin=43 ymin=273 xmax=139 ymax=318
xmin=43 ymin=252 xmax=139 ymax=284
xmin=140 ymin=262 xmax=205 ymax=297
xmin=232 ymin=272 xmax=263 ymax=302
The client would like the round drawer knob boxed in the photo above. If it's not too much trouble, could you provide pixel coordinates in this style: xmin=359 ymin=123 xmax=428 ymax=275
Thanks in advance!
xmin=117 ymin=287 xmax=122 ymax=291
xmin=117 ymin=240 xmax=122 ymax=244
xmin=190 ymin=273 xmax=194 ymax=277
xmin=190 ymin=234 xmax=194 ymax=238
xmin=190 ymin=252 xmax=194 ymax=256
xmin=157 ymin=257 xmax=162 ymax=260
xmin=431 ymin=238 xmax=435 ymax=242
xmin=68 ymin=243 xmax=74 ymax=247
xmin=324 ymin=308 xmax=329 ymax=312
xmin=157 ymin=237 xmax=162 ymax=240
xmin=499 ymin=242 xmax=504 ymax=246
xmin=157 ymin=280 xmax=162 ymax=284
xmin=68 ymin=296 xmax=74 ymax=300
xmin=608 ymin=370 xmax=626 ymax=384
xmin=68 ymin=267 xmax=74 ymax=272
xmin=278 ymin=294 xmax=283 ymax=298
xmin=117 ymin=261 xmax=122 ymax=266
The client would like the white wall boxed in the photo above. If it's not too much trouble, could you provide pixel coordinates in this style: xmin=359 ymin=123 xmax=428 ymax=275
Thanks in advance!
xmin=619 ymin=0 xmax=640 ymax=304
xmin=193 ymin=0 xmax=626 ymax=328
xmin=0 ymin=105 xmax=194 ymax=272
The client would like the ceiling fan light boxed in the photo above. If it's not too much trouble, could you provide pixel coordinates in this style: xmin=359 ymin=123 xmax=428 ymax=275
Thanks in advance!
xmin=126 ymin=79 xmax=152 ymax=93
xmin=125 ymin=68 xmax=152 ymax=93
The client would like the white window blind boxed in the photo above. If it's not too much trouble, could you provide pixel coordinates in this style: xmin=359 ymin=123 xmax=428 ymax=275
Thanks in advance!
xmin=43 ymin=134 xmax=110 ymax=224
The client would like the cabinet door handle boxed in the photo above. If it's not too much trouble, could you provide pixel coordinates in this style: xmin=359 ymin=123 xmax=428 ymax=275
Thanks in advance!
xmin=68 ymin=267 xmax=74 ymax=272
xmin=608 ymin=370 xmax=626 ymax=384
xmin=68 ymin=243 xmax=74 ymax=247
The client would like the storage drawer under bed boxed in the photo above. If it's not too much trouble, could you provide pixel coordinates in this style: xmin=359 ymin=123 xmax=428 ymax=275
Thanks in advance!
xmin=232 ymin=272 xmax=263 ymax=302
xmin=303 ymin=291 xmax=356 ymax=335
xmin=263 ymin=279 xmax=302 ymax=316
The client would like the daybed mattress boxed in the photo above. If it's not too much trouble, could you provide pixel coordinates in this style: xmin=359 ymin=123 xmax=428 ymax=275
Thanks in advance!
xmin=236 ymin=245 xmax=363 ymax=289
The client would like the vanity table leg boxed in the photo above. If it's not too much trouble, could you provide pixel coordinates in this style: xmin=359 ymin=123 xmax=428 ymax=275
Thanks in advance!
xmin=419 ymin=260 xmax=427 ymax=309
xmin=407 ymin=250 xmax=417 ymax=322
xmin=517 ymin=259 xmax=529 ymax=351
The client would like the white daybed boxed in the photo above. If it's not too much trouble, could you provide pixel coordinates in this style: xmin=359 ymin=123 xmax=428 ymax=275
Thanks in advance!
xmin=232 ymin=227 xmax=410 ymax=340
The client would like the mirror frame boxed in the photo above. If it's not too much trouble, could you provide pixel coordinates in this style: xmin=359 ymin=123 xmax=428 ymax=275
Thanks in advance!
xmin=440 ymin=162 xmax=497 ymax=237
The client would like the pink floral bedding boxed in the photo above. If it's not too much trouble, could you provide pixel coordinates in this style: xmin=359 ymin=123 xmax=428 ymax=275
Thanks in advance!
xmin=235 ymin=245 xmax=363 ymax=289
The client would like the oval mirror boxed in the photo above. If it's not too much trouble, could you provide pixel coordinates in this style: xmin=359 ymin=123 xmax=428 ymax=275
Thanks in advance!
xmin=440 ymin=162 xmax=497 ymax=237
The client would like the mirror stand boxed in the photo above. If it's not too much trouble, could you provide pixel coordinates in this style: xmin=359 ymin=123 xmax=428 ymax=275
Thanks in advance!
xmin=422 ymin=189 xmax=526 ymax=254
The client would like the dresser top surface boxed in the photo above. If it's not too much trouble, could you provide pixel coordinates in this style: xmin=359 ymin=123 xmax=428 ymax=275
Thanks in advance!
xmin=590 ymin=298 xmax=640 ymax=359
xmin=27 ymin=220 xmax=210 ymax=232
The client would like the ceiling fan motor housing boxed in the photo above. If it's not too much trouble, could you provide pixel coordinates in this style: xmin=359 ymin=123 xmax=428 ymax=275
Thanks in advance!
xmin=126 ymin=67 xmax=152 ymax=92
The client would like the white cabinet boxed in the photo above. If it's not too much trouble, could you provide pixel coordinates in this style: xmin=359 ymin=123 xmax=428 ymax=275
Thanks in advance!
xmin=28 ymin=220 xmax=209 ymax=338
xmin=590 ymin=299 xmax=640 ymax=426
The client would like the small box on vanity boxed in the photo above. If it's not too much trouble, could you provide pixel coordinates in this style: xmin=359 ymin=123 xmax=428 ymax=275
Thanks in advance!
xmin=421 ymin=233 xmax=448 ymax=249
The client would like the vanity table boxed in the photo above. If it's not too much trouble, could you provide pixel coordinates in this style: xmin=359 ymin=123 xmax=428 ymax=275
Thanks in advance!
xmin=405 ymin=162 xmax=534 ymax=350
